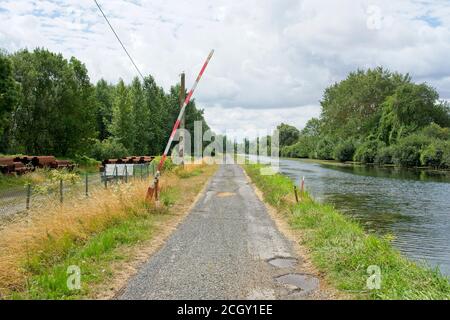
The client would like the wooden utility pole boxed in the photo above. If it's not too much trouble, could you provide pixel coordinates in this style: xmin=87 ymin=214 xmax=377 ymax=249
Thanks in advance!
xmin=179 ymin=72 xmax=186 ymax=167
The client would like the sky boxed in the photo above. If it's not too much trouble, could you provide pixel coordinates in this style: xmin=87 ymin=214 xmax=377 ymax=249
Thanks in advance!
xmin=1 ymin=0 xmax=450 ymax=139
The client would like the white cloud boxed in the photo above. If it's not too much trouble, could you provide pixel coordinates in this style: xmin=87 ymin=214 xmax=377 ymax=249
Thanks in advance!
xmin=204 ymin=105 xmax=321 ymax=140
xmin=1 ymin=0 xmax=450 ymax=137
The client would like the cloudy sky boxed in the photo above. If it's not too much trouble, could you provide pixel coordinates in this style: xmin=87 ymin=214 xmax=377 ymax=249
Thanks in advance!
xmin=1 ymin=0 xmax=450 ymax=138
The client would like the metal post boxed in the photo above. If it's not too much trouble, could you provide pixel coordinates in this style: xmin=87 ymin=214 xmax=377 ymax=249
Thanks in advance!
xmin=125 ymin=165 xmax=128 ymax=183
xmin=179 ymin=72 xmax=185 ymax=168
xmin=26 ymin=184 xmax=31 ymax=210
xmin=59 ymin=179 xmax=63 ymax=204
xmin=115 ymin=165 xmax=118 ymax=183
xmin=104 ymin=172 xmax=107 ymax=189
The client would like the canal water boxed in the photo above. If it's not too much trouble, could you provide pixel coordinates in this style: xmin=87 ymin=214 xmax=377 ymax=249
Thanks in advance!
xmin=250 ymin=156 xmax=450 ymax=277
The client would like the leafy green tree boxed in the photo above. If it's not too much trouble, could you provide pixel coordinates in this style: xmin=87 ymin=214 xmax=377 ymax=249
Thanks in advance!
xmin=143 ymin=75 xmax=167 ymax=155
xmin=95 ymin=79 xmax=114 ymax=141
xmin=0 ymin=52 xmax=20 ymax=152
xmin=378 ymin=84 xmax=448 ymax=144
xmin=320 ymin=67 xmax=409 ymax=139
xmin=277 ymin=123 xmax=300 ymax=147
xmin=129 ymin=77 xmax=150 ymax=155
xmin=301 ymin=118 xmax=321 ymax=137
xmin=109 ymin=79 xmax=135 ymax=151
xmin=10 ymin=48 xmax=96 ymax=156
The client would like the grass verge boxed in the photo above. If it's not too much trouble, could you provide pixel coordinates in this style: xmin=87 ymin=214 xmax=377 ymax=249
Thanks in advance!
xmin=0 ymin=162 xmax=217 ymax=299
xmin=243 ymin=163 xmax=450 ymax=300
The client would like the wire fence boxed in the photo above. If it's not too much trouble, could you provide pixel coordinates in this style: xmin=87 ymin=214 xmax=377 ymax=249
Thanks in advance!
xmin=0 ymin=162 xmax=156 ymax=222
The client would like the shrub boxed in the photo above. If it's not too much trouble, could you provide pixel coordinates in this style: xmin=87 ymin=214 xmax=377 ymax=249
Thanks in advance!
xmin=443 ymin=144 xmax=450 ymax=168
xmin=391 ymin=134 xmax=432 ymax=167
xmin=281 ymin=145 xmax=295 ymax=158
xmin=421 ymin=123 xmax=450 ymax=140
xmin=315 ymin=136 xmax=335 ymax=160
xmin=333 ymin=140 xmax=356 ymax=162
xmin=280 ymin=136 xmax=317 ymax=159
xmin=420 ymin=140 xmax=450 ymax=168
xmin=73 ymin=155 xmax=100 ymax=167
xmin=375 ymin=146 xmax=395 ymax=165
xmin=354 ymin=140 xmax=384 ymax=163
xmin=89 ymin=139 xmax=129 ymax=160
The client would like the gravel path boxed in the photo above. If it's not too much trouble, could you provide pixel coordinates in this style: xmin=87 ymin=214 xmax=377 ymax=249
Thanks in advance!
xmin=119 ymin=162 xmax=325 ymax=300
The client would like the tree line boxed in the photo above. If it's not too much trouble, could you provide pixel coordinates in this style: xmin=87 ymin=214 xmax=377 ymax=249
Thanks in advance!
xmin=279 ymin=67 xmax=450 ymax=168
xmin=0 ymin=48 xmax=209 ymax=160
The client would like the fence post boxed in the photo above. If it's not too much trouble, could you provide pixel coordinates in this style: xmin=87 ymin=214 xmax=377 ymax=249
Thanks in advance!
xmin=59 ymin=179 xmax=63 ymax=204
xmin=300 ymin=176 xmax=305 ymax=200
xmin=125 ymin=165 xmax=128 ymax=183
xmin=114 ymin=165 xmax=118 ymax=183
xmin=26 ymin=183 xmax=31 ymax=210
xmin=294 ymin=185 xmax=299 ymax=203
xmin=85 ymin=172 xmax=89 ymax=197
xmin=104 ymin=172 xmax=107 ymax=189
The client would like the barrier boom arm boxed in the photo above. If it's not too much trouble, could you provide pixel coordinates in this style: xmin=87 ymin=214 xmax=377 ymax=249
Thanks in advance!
xmin=146 ymin=50 xmax=214 ymax=200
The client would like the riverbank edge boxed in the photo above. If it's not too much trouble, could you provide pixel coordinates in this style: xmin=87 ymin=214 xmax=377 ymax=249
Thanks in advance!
xmin=242 ymin=163 xmax=450 ymax=300
xmin=280 ymin=156 xmax=450 ymax=174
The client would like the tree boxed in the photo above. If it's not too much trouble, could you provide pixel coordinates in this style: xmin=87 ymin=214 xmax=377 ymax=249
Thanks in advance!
xmin=320 ymin=67 xmax=409 ymax=139
xmin=301 ymin=118 xmax=321 ymax=137
xmin=277 ymin=123 xmax=300 ymax=147
xmin=0 ymin=53 xmax=19 ymax=152
xmin=129 ymin=77 xmax=150 ymax=155
xmin=378 ymin=83 xmax=448 ymax=144
xmin=109 ymin=79 xmax=134 ymax=151
xmin=9 ymin=48 xmax=96 ymax=156
xmin=143 ymin=75 xmax=167 ymax=155
xmin=95 ymin=79 xmax=114 ymax=141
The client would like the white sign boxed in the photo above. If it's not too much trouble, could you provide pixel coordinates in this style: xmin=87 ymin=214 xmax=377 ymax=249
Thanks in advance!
xmin=105 ymin=164 xmax=135 ymax=177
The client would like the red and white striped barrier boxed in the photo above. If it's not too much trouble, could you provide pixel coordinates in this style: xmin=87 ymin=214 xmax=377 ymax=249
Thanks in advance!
xmin=147 ymin=50 xmax=214 ymax=200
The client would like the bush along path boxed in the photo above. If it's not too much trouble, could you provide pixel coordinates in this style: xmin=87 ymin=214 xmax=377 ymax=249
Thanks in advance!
xmin=120 ymin=160 xmax=333 ymax=300
xmin=243 ymin=163 xmax=450 ymax=299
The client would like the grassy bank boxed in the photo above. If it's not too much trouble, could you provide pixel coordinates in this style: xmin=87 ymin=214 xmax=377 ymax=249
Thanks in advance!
xmin=243 ymin=163 xmax=450 ymax=300
xmin=0 ymin=162 xmax=216 ymax=299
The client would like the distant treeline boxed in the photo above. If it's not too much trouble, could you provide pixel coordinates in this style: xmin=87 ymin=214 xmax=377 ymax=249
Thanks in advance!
xmin=279 ymin=67 xmax=450 ymax=168
xmin=0 ymin=48 xmax=209 ymax=160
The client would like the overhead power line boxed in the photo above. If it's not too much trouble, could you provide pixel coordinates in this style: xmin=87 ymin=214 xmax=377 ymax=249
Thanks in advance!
xmin=93 ymin=0 xmax=145 ymax=81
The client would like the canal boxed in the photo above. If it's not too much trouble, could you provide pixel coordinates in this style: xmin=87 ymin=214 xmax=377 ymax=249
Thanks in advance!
xmin=252 ymin=156 xmax=450 ymax=277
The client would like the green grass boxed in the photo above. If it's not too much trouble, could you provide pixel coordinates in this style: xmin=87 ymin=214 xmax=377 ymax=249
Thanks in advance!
xmin=11 ymin=204 xmax=166 ymax=300
xmin=0 ymin=174 xmax=29 ymax=191
xmin=244 ymin=163 xmax=450 ymax=300
xmin=175 ymin=168 xmax=203 ymax=179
